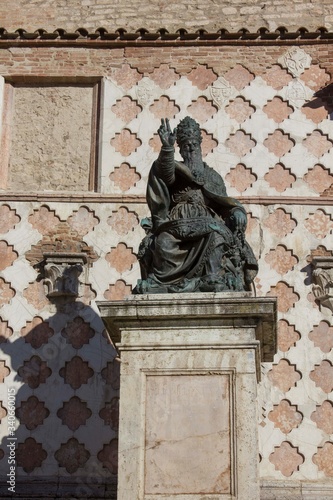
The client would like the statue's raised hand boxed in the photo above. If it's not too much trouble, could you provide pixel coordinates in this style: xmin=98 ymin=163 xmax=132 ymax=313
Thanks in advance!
xmin=158 ymin=118 xmax=176 ymax=147
xmin=230 ymin=209 xmax=247 ymax=234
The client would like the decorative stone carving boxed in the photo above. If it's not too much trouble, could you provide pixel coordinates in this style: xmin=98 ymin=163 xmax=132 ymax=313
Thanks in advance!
xmin=38 ymin=252 xmax=88 ymax=298
xmin=312 ymin=257 xmax=333 ymax=312
xmin=136 ymin=78 xmax=155 ymax=106
xmin=209 ymin=76 xmax=236 ymax=108
xmin=278 ymin=47 xmax=312 ymax=78
xmin=284 ymin=79 xmax=310 ymax=108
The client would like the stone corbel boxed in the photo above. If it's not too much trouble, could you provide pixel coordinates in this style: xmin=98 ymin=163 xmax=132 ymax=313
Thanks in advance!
xmin=312 ymin=256 xmax=333 ymax=313
xmin=39 ymin=252 xmax=88 ymax=298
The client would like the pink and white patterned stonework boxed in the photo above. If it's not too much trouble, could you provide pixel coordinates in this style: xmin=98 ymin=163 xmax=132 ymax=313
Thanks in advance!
xmin=0 ymin=43 xmax=333 ymax=496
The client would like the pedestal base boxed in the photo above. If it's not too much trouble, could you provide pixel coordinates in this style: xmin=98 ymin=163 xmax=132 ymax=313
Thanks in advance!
xmin=98 ymin=293 xmax=277 ymax=500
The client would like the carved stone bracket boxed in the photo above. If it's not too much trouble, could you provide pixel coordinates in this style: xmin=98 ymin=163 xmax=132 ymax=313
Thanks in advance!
xmin=312 ymin=257 xmax=333 ymax=313
xmin=39 ymin=252 xmax=88 ymax=298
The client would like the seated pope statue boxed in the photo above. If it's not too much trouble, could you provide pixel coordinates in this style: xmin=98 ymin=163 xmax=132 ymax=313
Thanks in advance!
xmin=133 ymin=116 xmax=258 ymax=294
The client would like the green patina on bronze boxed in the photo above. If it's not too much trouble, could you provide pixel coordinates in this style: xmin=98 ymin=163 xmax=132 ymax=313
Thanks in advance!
xmin=134 ymin=117 xmax=258 ymax=294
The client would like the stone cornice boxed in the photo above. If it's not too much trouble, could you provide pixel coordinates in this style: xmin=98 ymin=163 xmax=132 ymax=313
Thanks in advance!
xmin=1 ymin=192 xmax=333 ymax=205
xmin=0 ymin=26 xmax=332 ymax=47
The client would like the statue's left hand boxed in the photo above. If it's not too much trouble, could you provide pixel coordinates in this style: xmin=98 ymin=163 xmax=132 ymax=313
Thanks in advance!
xmin=158 ymin=118 xmax=176 ymax=147
xmin=230 ymin=209 xmax=247 ymax=233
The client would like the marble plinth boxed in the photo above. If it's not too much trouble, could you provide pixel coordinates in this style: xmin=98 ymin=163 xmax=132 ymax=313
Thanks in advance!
xmin=98 ymin=293 xmax=277 ymax=500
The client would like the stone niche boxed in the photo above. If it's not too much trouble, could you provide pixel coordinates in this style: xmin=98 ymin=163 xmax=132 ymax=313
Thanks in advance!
xmin=98 ymin=292 xmax=277 ymax=500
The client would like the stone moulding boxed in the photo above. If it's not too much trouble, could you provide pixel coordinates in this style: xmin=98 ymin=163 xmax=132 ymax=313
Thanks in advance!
xmin=97 ymin=292 xmax=277 ymax=365
xmin=37 ymin=252 xmax=88 ymax=298
xmin=312 ymin=256 xmax=333 ymax=313
xmin=0 ymin=27 xmax=332 ymax=43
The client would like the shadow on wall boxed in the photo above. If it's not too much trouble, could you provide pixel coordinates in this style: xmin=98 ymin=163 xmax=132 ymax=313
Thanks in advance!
xmin=305 ymin=82 xmax=333 ymax=120
xmin=0 ymin=297 xmax=119 ymax=499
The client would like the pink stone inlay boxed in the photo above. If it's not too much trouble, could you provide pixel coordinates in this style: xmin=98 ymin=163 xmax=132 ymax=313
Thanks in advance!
xmin=112 ymin=96 xmax=142 ymax=123
xmin=310 ymin=360 xmax=333 ymax=393
xmin=225 ymin=130 xmax=256 ymax=157
xmin=304 ymin=165 xmax=333 ymax=194
xmin=97 ymin=440 xmax=118 ymax=474
xmin=225 ymin=164 xmax=256 ymax=193
xmin=187 ymin=65 xmax=217 ymax=90
xmin=300 ymin=65 xmax=330 ymax=91
xmin=264 ymin=130 xmax=294 ymax=157
xmin=55 ymin=438 xmax=90 ymax=473
xmin=99 ymin=398 xmax=119 ymax=430
xmin=61 ymin=316 xmax=95 ymax=349
xmin=0 ymin=362 xmax=10 ymax=383
xmin=18 ymin=356 xmax=51 ymax=389
xmin=304 ymin=209 xmax=333 ymax=239
xmin=245 ymin=214 xmax=259 ymax=238
xmin=225 ymin=97 xmax=255 ymax=123
xmin=59 ymin=356 xmax=93 ymax=389
xmin=17 ymin=396 xmax=49 ymax=430
xmin=309 ymin=321 xmax=333 ymax=353
xmin=268 ymin=359 xmax=301 ymax=392
xmin=263 ymin=208 xmax=296 ymax=238
xmin=313 ymin=442 xmax=333 ymax=476
xmin=57 ymin=396 xmax=92 ymax=431
xmin=16 ymin=438 xmax=47 ymax=473
xmin=303 ymin=130 xmax=333 ymax=158
xmin=67 ymin=206 xmax=99 ymax=236
xmin=278 ymin=320 xmax=301 ymax=352
xmin=224 ymin=64 xmax=254 ymax=91
xmin=111 ymin=129 xmax=142 ymax=157
xmin=104 ymin=280 xmax=132 ymax=300
xmin=267 ymin=282 xmax=299 ymax=313
xmin=150 ymin=96 xmax=180 ymax=119
xmin=107 ymin=207 xmax=139 ymax=235
xmin=0 ymin=319 xmax=13 ymax=343
xmin=105 ymin=243 xmax=137 ymax=273
xmin=269 ymin=442 xmax=304 ymax=477
xmin=23 ymin=281 xmax=48 ymax=310
xmin=0 ymin=241 xmax=17 ymax=271
xmin=263 ymin=65 xmax=293 ymax=90
xmin=187 ymin=97 xmax=218 ymax=123
xmin=263 ymin=97 xmax=293 ymax=123
xmin=264 ymin=164 xmax=296 ymax=192
xmin=265 ymin=245 xmax=298 ymax=275
xmin=101 ymin=360 xmax=120 ymax=389
xmin=0 ymin=278 xmax=15 ymax=307
xmin=79 ymin=284 xmax=97 ymax=306
xmin=201 ymin=130 xmax=218 ymax=157
xmin=20 ymin=317 xmax=54 ymax=348
xmin=149 ymin=134 xmax=162 ymax=153
xmin=301 ymin=98 xmax=328 ymax=124
xmin=311 ymin=401 xmax=333 ymax=435
xmin=0 ymin=402 xmax=6 ymax=422
xmin=110 ymin=163 xmax=141 ymax=192
xmin=0 ymin=204 xmax=20 ymax=233
xmin=268 ymin=400 xmax=303 ymax=434
xmin=28 ymin=205 xmax=60 ymax=235
xmin=111 ymin=63 xmax=142 ymax=90
xmin=150 ymin=64 xmax=180 ymax=90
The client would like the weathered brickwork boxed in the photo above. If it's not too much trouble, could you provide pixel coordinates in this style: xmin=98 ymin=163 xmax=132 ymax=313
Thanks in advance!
xmin=1 ymin=0 xmax=333 ymax=33
xmin=0 ymin=34 xmax=333 ymax=498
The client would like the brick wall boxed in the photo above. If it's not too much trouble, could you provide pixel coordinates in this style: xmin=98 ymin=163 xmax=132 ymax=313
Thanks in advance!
xmin=0 ymin=0 xmax=333 ymax=33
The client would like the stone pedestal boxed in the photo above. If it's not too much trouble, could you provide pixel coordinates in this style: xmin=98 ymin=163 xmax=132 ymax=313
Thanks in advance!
xmin=98 ymin=293 xmax=277 ymax=500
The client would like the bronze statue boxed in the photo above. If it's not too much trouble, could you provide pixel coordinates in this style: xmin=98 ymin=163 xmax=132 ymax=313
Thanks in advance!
xmin=133 ymin=117 xmax=258 ymax=294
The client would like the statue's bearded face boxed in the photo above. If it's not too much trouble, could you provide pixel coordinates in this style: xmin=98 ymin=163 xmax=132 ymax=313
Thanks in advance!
xmin=179 ymin=138 xmax=203 ymax=170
